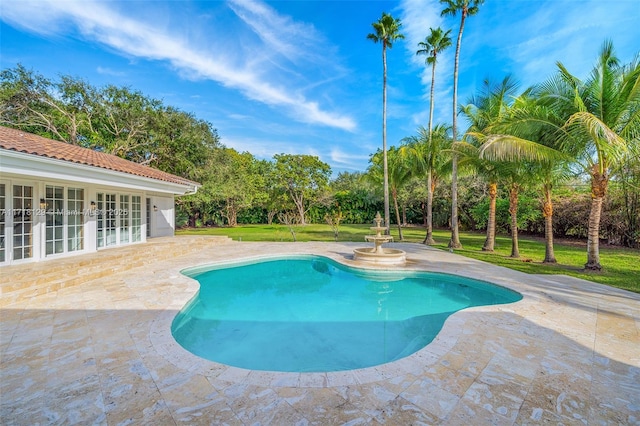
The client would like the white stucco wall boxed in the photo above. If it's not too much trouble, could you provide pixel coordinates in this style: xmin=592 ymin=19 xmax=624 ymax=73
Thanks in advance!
xmin=0 ymin=149 xmax=196 ymax=265
xmin=150 ymin=195 xmax=175 ymax=237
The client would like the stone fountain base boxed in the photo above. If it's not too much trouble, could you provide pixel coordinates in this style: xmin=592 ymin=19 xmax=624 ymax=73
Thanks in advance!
xmin=353 ymin=212 xmax=406 ymax=266
xmin=353 ymin=247 xmax=406 ymax=265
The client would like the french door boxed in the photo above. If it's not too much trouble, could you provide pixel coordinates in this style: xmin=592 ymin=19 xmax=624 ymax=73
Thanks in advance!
xmin=97 ymin=192 xmax=142 ymax=247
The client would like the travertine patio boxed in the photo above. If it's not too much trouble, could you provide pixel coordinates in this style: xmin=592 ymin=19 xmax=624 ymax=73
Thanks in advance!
xmin=1 ymin=237 xmax=639 ymax=425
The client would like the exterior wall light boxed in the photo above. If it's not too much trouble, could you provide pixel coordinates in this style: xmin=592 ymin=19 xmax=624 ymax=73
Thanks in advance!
xmin=153 ymin=205 xmax=158 ymax=212
xmin=90 ymin=201 xmax=96 ymax=210
xmin=40 ymin=198 xmax=47 ymax=209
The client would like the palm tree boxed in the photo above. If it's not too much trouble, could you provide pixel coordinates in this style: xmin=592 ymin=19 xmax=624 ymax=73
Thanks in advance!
xmin=504 ymin=162 xmax=533 ymax=258
xmin=480 ymin=91 xmax=571 ymax=263
xmin=417 ymin=28 xmax=452 ymax=134
xmin=416 ymin=28 xmax=452 ymax=244
xmin=402 ymin=124 xmax=452 ymax=244
xmin=440 ymin=0 xmax=484 ymax=249
xmin=461 ymin=76 xmax=519 ymax=252
xmin=481 ymin=41 xmax=639 ymax=270
xmin=368 ymin=12 xmax=405 ymax=234
xmin=536 ymin=162 xmax=572 ymax=263
xmin=463 ymin=77 xmax=568 ymax=260
xmin=456 ymin=140 xmax=501 ymax=251
xmin=553 ymin=42 xmax=639 ymax=270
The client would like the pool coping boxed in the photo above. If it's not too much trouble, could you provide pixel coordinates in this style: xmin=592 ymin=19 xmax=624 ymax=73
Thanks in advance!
xmin=3 ymin=238 xmax=639 ymax=424
xmin=155 ymin=251 xmax=522 ymax=387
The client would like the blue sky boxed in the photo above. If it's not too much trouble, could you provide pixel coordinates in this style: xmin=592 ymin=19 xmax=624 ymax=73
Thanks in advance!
xmin=2 ymin=0 xmax=639 ymax=175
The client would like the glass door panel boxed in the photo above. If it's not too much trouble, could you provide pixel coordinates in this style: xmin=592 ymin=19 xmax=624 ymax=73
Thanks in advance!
xmin=0 ymin=183 xmax=5 ymax=263
xmin=12 ymin=184 xmax=33 ymax=260
xmin=119 ymin=195 xmax=130 ymax=243
xmin=67 ymin=188 xmax=84 ymax=252
xmin=97 ymin=192 xmax=117 ymax=247
xmin=45 ymin=185 xmax=65 ymax=256
xmin=132 ymin=196 xmax=141 ymax=242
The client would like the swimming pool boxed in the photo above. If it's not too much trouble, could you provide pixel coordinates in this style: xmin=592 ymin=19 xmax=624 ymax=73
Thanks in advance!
xmin=172 ymin=255 xmax=522 ymax=372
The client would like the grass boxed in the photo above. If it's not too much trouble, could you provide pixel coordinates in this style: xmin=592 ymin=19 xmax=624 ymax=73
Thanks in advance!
xmin=177 ymin=224 xmax=640 ymax=293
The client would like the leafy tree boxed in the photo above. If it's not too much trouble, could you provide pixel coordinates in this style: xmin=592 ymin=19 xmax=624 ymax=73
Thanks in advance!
xmin=440 ymin=0 xmax=485 ymax=249
xmin=331 ymin=171 xmax=368 ymax=192
xmin=327 ymin=172 xmax=381 ymax=224
xmin=611 ymin=152 xmax=640 ymax=247
xmin=367 ymin=12 xmax=404 ymax=234
xmin=150 ymin=107 xmax=220 ymax=179
xmin=0 ymin=64 xmax=96 ymax=144
xmin=471 ymin=193 xmax=541 ymax=235
xmin=92 ymin=84 xmax=161 ymax=161
xmin=272 ymin=154 xmax=331 ymax=225
xmin=1 ymin=64 xmax=221 ymax=178
xmin=325 ymin=210 xmax=343 ymax=242
xmin=210 ymin=149 xmax=267 ymax=226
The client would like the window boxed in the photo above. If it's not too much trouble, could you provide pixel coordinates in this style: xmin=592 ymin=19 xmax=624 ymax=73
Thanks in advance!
xmin=67 ymin=188 xmax=84 ymax=252
xmin=0 ymin=183 xmax=5 ymax=263
xmin=97 ymin=192 xmax=141 ymax=247
xmin=45 ymin=185 xmax=65 ymax=255
xmin=97 ymin=192 xmax=117 ymax=248
xmin=45 ymin=185 xmax=85 ymax=256
xmin=146 ymin=198 xmax=151 ymax=237
xmin=12 ymin=184 xmax=33 ymax=260
xmin=132 ymin=196 xmax=142 ymax=242
xmin=119 ymin=194 xmax=130 ymax=243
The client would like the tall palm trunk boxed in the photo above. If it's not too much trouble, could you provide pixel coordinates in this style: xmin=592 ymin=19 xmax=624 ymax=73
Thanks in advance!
xmin=542 ymin=183 xmax=556 ymax=263
xmin=424 ymin=52 xmax=437 ymax=246
xmin=586 ymin=167 xmax=608 ymax=270
xmin=423 ymin=170 xmax=436 ymax=245
xmin=509 ymin=183 xmax=520 ymax=258
xmin=382 ymin=42 xmax=391 ymax=235
xmin=449 ymin=11 xmax=466 ymax=250
xmin=428 ymin=56 xmax=436 ymax=136
xmin=482 ymin=181 xmax=497 ymax=251
xmin=392 ymin=187 xmax=403 ymax=240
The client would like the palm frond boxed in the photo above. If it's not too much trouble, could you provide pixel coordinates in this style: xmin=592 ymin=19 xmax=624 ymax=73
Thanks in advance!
xmin=564 ymin=111 xmax=628 ymax=167
xmin=480 ymin=134 xmax=565 ymax=163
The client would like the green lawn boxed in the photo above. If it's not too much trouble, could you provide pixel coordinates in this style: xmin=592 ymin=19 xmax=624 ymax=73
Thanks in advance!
xmin=177 ymin=224 xmax=640 ymax=293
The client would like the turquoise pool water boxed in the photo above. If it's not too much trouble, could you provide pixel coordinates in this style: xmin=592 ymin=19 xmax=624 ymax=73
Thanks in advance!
xmin=172 ymin=256 xmax=522 ymax=372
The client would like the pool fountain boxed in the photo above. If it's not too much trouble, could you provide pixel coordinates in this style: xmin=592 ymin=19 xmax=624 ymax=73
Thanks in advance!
xmin=353 ymin=212 xmax=406 ymax=265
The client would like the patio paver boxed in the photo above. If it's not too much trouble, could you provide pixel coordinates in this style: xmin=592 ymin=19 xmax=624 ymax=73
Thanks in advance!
xmin=1 ymin=237 xmax=639 ymax=425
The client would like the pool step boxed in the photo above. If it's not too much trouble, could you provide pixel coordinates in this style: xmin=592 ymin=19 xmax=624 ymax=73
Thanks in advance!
xmin=0 ymin=235 xmax=233 ymax=306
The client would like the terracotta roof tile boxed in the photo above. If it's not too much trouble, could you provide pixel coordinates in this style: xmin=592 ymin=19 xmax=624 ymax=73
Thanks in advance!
xmin=0 ymin=126 xmax=200 ymax=188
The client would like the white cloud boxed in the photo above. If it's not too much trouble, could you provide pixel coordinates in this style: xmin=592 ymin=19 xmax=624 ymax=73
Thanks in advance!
xmin=399 ymin=0 xmax=443 ymax=67
xmin=1 ymin=0 xmax=356 ymax=131
xmin=96 ymin=66 xmax=125 ymax=77
xmin=399 ymin=0 xmax=453 ymax=131
xmin=476 ymin=0 xmax=640 ymax=88
xmin=329 ymin=148 xmax=370 ymax=166
xmin=228 ymin=113 xmax=251 ymax=120
xmin=222 ymin=134 xmax=332 ymax=162
xmin=227 ymin=0 xmax=327 ymax=65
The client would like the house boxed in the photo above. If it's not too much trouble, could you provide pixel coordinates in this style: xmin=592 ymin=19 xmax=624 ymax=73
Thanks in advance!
xmin=0 ymin=126 xmax=200 ymax=265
